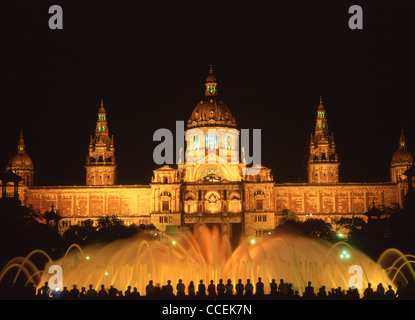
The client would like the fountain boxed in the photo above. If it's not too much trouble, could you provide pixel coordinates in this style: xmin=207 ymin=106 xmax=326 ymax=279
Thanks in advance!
xmin=1 ymin=226 xmax=414 ymax=297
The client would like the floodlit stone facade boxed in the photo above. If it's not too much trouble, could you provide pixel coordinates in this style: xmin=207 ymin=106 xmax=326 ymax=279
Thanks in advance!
xmin=2 ymin=67 xmax=413 ymax=239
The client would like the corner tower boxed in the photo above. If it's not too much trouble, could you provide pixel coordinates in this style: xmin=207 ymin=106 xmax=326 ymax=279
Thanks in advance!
xmin=308 ymin=97 xmax=339 ymax=183
xmin=7 ymin=131 xmax=34 ymax=187
xmin=391 ymin=127 xmax=413 ymax=182
xmin=85 ymin=101 xmax=116 ymax=185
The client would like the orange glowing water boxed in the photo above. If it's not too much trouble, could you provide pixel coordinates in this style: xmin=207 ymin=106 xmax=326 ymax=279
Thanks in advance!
xmin=2 ymin=226 xmax=414 ymax=296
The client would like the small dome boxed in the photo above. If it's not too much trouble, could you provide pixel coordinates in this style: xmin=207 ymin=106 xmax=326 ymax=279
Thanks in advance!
xmin=187 ymin=98 xmax=237 ymax=129
xmin=7 ymin=132 xmax=34 ymax=171
xmin=391 ymin=128 xmax=413 ymax=166
xmin=391 ymin=148 xmax=413 ymax=166
xmin=8 ymin=152 xmax=34 ymax=170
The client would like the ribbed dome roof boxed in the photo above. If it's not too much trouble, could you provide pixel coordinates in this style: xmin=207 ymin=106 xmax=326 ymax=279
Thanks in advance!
xmin=8 ymin=153 xmax=34 ymax=170
xmin=391 ymin=148 xmax=413 ymax=165
xmin=187 ymin=98 xmax=237 ymax=129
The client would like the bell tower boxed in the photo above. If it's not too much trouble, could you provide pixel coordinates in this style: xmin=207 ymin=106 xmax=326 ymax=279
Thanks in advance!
xmin=85 ymin=100 xmax=116 ymax=185
xmin=308 ymin=97 xmax=340 ymax=183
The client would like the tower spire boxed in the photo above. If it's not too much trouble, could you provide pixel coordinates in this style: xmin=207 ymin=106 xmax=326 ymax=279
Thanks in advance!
xmin=86 ymin=101 xmax=116 ymax=186
xmin=308 ymin=96 xmax=339 ymax=183
xmin=399 ymin=126 xmax=407 ymax=149
xmin=205 ymin=65 xmax=218 ymax=97
xmin=18 ymin=130 xmax=25 ymax=153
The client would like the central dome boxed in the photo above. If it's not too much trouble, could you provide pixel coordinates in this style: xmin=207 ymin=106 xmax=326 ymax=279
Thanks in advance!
xmin=187 ymin=66 xmax=237 ymax=129
xmin=187 ymin=98 xmax=237 ymax=129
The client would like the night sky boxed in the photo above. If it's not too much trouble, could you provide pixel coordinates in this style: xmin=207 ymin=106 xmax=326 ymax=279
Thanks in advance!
xmin=2 ymin=2 xmax=414 ymax=186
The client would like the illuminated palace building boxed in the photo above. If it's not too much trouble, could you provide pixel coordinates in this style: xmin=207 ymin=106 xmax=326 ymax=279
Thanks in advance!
xmin=1 ymin=68 xmax=414 ymax=240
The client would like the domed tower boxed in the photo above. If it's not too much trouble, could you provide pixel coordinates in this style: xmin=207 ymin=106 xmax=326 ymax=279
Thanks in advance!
xmin=391 ymin=127 xmax=413 ymax=182
xmin=85 ymin=101 xmax=116 ymax=185
xmin=308 ymin=97 xmax=340 ymax=183
xmin=7 ymin=131 xmax=34 ymax=187
xmin=183 ymin=65 xmax=242 ymax=182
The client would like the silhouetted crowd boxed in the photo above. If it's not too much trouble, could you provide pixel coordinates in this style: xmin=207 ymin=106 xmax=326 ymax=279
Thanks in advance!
xmin=2 ymin=277 xmax=415 ymax=300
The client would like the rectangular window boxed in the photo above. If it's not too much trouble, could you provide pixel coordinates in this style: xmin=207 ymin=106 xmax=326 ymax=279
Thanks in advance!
xmin=256 ymin=200 xmax=263 ymax=210
xmin=215 ymin=134 xmax=218 ymax=149
xmin=159 ymin=216 xmax=164 ymax=223
xmin=263 ymin=215 xmax=267 ymax=222
xmin=206 ymin=134 xmax=209 ymax=149
xmin=162 ymin=201 xmax=170 ymax=211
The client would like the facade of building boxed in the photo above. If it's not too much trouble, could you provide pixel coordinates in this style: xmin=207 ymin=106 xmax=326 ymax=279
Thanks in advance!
xmin=1 ymin=67 xmax=413 ymax=239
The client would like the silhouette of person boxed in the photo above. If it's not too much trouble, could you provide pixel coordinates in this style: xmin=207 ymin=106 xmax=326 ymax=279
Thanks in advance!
xmin=79 ymin=287 xmax=87 ymax=298
xmin=278 ymin=279 xmax=287 ymax=295
xmin=69 ymin=284 xmax=80 ymax=299
xmin=98 ymin=285 xmax=108 ymax=298
xmin=165 ymin=280 xmax=174 ymax=296
xmin=146 ymin=280 xmax=155 ymax=296
xmin=225 ymin=279 xmax=233 ymax=295
xmin=317 ymin=285 xmax=327 ymax=299
xmin=385 ymin=285 xmax=396 ymax=299
xmin=245 ymin=279 xmax=253 ymax=296
xmin=287 ymin=283 xmax=294 ymax=297
xmin=176 ymin=279 xmax=185 ymax=296
xmin=375 ymin=283 xmax=385 ymax=298
xmin=87 ymin=284 xmax=97 ymax=298
xmin=36 ymin=288 xmax=43 ymax=298
xmin=236 ymin=279 xmax=244 ymax=296
xmin=59 ymin=286 xmax=69 ymax=299
xmin=335 ymin=287 xmax=345 ymax=299
xmin=154 ymin=283 xmax=162 ymax=296
xmin=217 ymin=279 xmax=225 ymax=296
xmin=40 ymin=282 xmax=50 ymax=298
xmin=109 ymin=285 xmax=118 ymax=297
xmin=363 ymin=283 xmax=374 ymax=299
xmin=208 ymin=280 xmax=216 ymax=297
xmin=131 ymin=287 xmax=140 ymax=298
xmin=255 ymin=277 xmax=264 ymax=296
xmin=188 ymin=281 xmax=195 ymax=296
xmin=125 ymin=285 xmax=132 ymax=298
xmin=197 ymin=280 xmax=206 ymax=296
xmin=270 ymin=279 xmax=277 ymax=296
xmin=304 ymin=281 xmax=315 ymax=298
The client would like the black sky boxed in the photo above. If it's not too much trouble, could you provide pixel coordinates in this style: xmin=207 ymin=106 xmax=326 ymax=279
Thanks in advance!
xmin=2 ymin=1 xmax=414 ymax=186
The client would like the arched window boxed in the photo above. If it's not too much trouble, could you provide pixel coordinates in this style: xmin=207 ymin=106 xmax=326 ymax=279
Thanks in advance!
xmin=254 ymin=190 xmax=265 ymax=196
xmin=160 ymin=191 xmax=172 ymax=197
